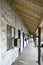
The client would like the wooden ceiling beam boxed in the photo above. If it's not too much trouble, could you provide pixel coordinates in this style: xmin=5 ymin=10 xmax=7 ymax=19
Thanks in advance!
xmin=12 ymin=2 xmax=42 ymax=18
xmin=10 ymin=5 xmax=41 ymax=25
xmin=22 ymin=20 xmax=37 ymax=34
xmin=19 ymin=15 xmax=38 ymax=26
xmin=26 ymin=0 xmax=43 ymax=8
xmin=14 ymin=9 xmax=41 ymax=25
xmin=21 ymin=17 xmax=37 ymax=29
xmin=9 ymin=0 xmax=43 ymax=13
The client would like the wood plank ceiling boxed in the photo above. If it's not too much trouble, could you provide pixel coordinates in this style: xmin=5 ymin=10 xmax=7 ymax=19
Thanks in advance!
xmin=8 ymin=0 xmax=43 ymax=34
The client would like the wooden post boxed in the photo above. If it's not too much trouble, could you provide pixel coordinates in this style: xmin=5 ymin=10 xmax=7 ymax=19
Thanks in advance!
xmin=38 ymin=27 xmax=41 ymax=65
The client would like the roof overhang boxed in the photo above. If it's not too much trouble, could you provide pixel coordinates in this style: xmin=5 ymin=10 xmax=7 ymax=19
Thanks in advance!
xmin=8 ymin=0 xmax=43 ymax=34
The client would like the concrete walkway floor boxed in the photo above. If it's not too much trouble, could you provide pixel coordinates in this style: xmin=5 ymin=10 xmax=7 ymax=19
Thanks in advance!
xmin=12 ymin=41 xmax=40 ymax=65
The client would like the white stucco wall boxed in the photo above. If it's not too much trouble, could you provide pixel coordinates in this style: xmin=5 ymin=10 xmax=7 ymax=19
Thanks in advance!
xmin=0 ymin=0 xmax=28 ymax=65
xmin=21 ymin=32 xmax=23 ymax=52
xmin=0 ymin=20 xmax=1 ymax=65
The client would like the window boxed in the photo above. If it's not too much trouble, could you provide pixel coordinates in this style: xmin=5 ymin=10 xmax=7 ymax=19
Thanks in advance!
xmin=7 ymin=25 xmax=15 ymax=51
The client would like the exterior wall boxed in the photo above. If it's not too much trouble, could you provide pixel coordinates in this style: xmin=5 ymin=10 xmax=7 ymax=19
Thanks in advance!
xmin=0 ymin=20 xmax=1 ymax=65
xmin=0 ymin=0 xmax=28 ymax=65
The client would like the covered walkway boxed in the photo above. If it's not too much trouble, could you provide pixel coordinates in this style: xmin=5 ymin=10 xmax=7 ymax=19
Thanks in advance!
xmin=12 ymin=41 xmax=39 ymax=65
xmin=0 ymin=0 xmax=43 ymax=65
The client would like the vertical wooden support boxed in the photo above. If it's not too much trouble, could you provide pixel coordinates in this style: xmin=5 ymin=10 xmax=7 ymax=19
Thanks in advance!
xmin=38 ymin=27 xmax=41 ymax=65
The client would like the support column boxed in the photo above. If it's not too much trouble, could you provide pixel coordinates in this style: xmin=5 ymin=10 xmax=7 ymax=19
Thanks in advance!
xmin=38 ymin=27 xmax=41 ymax=65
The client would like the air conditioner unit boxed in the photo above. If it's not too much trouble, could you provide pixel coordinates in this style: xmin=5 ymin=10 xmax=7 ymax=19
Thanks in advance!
xmin=14 ymin=38 xmax=21 ymax=48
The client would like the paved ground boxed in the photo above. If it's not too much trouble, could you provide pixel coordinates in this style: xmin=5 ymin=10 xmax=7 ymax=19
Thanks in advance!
xmin=12 ymin=41 xmax=43 ymax=65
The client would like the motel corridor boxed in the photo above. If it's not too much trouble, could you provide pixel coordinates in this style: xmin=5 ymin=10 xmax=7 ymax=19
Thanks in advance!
xmin=0 ymin=0 xmax=43 ymax=65
xmin=12 ymin=41 xmax=43 ymax=65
